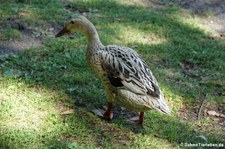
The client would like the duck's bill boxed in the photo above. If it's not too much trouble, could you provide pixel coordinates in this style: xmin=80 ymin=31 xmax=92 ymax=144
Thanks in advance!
xmin=55 ymin=27 xmax=70 ymax=38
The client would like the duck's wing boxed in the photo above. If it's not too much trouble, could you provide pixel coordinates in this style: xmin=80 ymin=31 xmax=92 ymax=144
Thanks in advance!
xmin=99 ymin=45 xmax=161 ymax=97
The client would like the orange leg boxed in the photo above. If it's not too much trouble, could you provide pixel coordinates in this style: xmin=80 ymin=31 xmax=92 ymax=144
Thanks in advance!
xmin=103 ymin=102 xmax=113 ymax=120
xmin=92 ymin=102 xmax=113 ymax=120
xmin=139 ymin=112 xmax=144 ymax=124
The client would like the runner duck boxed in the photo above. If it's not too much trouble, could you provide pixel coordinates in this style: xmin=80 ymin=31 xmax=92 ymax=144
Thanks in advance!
xmin=55 ymin=16 xmax=170 ymax=124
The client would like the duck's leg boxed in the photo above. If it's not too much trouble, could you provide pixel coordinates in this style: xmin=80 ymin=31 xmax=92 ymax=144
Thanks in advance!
xmin=127 ymin=112 xmax=144 ymax=125
xmin=92 ymin=102 xmax=113 ymax=120
xmin=103 ymin=102 xmax=113 ymax=120
xmin=139 ymin=112 xmax=144 ymax=124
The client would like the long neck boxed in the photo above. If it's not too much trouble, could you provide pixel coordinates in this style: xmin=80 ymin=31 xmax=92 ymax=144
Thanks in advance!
xmin=83 ymin=22 xmax=104 ymax=49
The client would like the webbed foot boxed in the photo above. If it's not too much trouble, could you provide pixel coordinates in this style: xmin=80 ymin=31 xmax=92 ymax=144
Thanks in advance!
xmin=91 ymin=102 xmax=113 ymax=120
xmin=92 ymin=108 xmax=113 ymax=120
xmin=126 ymin=112 xmax=144 ymax=125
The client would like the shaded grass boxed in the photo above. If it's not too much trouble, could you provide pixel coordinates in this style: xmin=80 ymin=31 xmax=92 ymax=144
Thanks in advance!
xmin=0 ymin=28 xmax=21 ymax=41
xmin=0 ymin=0 xmax=70 ymax=33
xmin=0 ymin=0 xmax=224 ymax=148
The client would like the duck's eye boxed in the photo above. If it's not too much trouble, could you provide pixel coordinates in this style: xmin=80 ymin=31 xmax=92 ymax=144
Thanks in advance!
xmin=71 ymin=21 xmax=75 ymax=24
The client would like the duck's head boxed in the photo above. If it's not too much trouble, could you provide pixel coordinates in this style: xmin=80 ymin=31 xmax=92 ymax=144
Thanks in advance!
xmin=55 ymin=16 xmax=91 ymax=38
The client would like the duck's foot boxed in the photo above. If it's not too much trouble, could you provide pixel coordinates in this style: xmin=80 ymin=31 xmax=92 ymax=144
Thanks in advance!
xmin=91 ymin=108 xmax=113 ymax=120
xmin=126 ymin=116 xmax=142 ymax=125
xmin=126 ymin=112 xmax=144 ymax=125
xmin=91 ymin=102 xmax=113 ymax=121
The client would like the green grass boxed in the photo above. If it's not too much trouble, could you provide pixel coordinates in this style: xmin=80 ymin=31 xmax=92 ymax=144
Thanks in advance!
xmin=0 ymin=28 xmax=22 ymax=41
xmin=0 ymin=0 xmax=224 ymax=148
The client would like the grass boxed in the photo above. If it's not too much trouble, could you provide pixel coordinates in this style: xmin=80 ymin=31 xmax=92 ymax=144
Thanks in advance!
xmin=0 ymin=28 xmax=22 ymax=41
xmin=0 ymin=0 xmax=224 ymax=148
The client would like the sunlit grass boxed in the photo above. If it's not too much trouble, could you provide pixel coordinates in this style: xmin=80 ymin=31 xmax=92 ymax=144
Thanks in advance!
xmin=133 ymin=134 xmax=178 ymax=149
xmin=117 ymin=0 xmax=145 ymax=7
xmin=109 ymin=24 xmax=168 ymax=45
xmin=0 ymin=79 xmax=66 ymax=147
xmin=0 ymin=0 xmax=224 ymax=148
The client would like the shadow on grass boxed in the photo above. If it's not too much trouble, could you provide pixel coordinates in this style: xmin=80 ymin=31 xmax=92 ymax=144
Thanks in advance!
xmin=1 ymin=0 xmax=224 ymax=148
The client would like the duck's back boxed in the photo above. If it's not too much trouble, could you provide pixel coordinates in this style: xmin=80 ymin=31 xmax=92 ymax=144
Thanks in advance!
xmin=91 ymin=45 xmax=170 ymax=114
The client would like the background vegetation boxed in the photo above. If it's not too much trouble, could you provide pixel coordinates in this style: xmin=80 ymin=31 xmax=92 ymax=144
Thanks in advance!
xmin=0 ymin=0 xmax=224 ymax=148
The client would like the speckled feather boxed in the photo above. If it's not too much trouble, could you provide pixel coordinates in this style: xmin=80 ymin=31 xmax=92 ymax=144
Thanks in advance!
xmin=99 ymin=45 xmax=159 ymax=96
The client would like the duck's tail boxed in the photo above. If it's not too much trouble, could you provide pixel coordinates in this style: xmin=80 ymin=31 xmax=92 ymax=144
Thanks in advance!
xmin=150 ymin=94 xmax=170 ymax=115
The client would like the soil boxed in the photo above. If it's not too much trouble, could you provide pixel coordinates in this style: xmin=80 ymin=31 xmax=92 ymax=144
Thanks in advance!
xmin=0 ymin=21 xmax=56 ymax=55
xmin=0 ymin=34 xmax=42 ymax=54
xmin=143 ymin=0 xmax=225 ymax=36
xmin=180 ymin=0 xmax=225 ymax=37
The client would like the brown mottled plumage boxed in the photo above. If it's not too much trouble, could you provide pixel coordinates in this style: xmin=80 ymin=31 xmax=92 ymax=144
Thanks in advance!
xmin=56 ymin=16 xmax=170 ymax=124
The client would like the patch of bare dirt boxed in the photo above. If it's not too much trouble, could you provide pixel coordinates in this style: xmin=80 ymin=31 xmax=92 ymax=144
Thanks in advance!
xmin=142 ymin=0 xmax=225 ymax=36
xmin=0 ymin=21 xmax=43 ymax=55
xmin=178 ymin=102 xmax=225 ymax=140
xmin=179 ymin=60 xmax=199 ymax=78
xmin=64 ymin=4 xmax=90 ymax=13
xmin=178 ymin=106 xmax=198 ymax=122
xmin=178 ymin=102 xmax=225 ymax=121
xmin=0 ymin=18 xmax=61 ymax=55
xmin=0 ymin=34 xmax=42 ymax=54
xmin=63 ymin=3 xmax=99 ymax=16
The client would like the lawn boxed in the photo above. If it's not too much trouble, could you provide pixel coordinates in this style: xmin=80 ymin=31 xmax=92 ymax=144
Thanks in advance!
xmin=0 ymin=0 xmax=224 ymax=148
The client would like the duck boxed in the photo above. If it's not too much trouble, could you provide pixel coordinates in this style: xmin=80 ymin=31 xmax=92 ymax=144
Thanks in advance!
xmin=55 ymin=16 xmax=170 ymax=124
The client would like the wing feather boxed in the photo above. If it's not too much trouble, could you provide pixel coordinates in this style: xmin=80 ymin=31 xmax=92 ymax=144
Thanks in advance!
xmin=99 ymin=45 xmax=160 ymax=97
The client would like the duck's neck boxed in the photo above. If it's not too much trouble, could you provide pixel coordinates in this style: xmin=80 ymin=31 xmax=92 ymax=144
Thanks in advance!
xmin=84 ymin=22 xmax=104 ymax=50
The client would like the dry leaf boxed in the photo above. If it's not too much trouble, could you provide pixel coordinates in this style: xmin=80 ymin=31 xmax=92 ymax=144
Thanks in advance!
xmin=207 ymin=110 xmax=225 ymax=118
xmin=61 ymin=109 xmax=74 ymax=115
xmin=207 ymin=110 xmax=217 ymax=116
